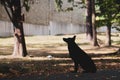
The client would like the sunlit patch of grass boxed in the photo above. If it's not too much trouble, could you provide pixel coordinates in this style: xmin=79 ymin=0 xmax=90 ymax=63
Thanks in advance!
xmin=112 ymin=41 xmax=120 ymax=45
xmin=77 ymin=42 xmax=90 ymax=45
xmin=0 ymin=45 xmax=13 ymax=55
xmin=0 ymin=33 xmax=119 ymax=58
xmin=97 ymin=32 xmax=106 ymax=36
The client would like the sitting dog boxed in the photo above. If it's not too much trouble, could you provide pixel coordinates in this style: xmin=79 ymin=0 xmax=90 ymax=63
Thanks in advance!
xmin=63 ymin=35 xmax=97 ymax=73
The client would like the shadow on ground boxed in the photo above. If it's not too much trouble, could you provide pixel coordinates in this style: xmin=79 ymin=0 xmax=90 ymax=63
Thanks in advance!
xmin=1 ymin=69 xmax=120 ymax=80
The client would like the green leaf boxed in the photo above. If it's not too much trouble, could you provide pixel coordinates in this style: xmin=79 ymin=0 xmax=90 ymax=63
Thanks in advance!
xmin=23 ymin=0 xmax=30 ymax=12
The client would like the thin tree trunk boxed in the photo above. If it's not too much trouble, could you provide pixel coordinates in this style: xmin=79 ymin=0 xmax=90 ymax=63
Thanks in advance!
xmin=86 ymin=0 xmax=93 ymax=40
xmin=20 ymin=22 xmax=27 ymax=57
xmin=91 ymin=0 xmax=99 ymax=46
xmin=106 ymin=25 xmax=111 ymax=46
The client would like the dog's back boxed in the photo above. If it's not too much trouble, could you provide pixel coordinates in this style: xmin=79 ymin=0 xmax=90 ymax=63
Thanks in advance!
xmin=63 ymin=36 xmax=97 ymax=73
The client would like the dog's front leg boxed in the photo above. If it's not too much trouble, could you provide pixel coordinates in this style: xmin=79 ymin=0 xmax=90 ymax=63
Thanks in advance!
xmin=72 ymin=62 xmax=78 ymax=73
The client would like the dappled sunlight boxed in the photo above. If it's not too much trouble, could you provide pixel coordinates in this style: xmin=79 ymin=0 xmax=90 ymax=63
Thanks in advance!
xmin=0 ymin=33 xmax=120 ymax=79
xmin=85 ymin=46 xmax=119 ymax=54
xmin=56 ymin=63 xmax=71 ymax=66
xmin=0 ymin=53 xmax=120 ymax=78
xmin=0 ymin=46 xmax=13 ymax=55
xmin=49 ymin=50 xmax=68 ymax=54
xmin=93 ymin=57 xmax=120 ymax=60
xmin=0 ymin=33 xmax=119 ymax=56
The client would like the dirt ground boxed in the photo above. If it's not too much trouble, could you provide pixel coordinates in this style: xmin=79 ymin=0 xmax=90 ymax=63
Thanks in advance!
xmin=1 ymin=69 xmax=120 ymax=80
xmin=0 ymin=33 xmax=120 ymax=80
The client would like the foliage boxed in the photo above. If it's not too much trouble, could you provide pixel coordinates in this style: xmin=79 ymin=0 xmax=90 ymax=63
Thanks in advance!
xmin=54 ymin=0 xmax=120 ymax=31
xmin=55 ymin=0 xmax=63 ymax=11
xmin=23 ymin=0 xmax=31 ymax=11
xmin=54 ymin=0 xmax=85 ymax=12
xmin=0 ymin=0 xmax=31 ymax=12
xmin=95 ymin=0 xmax=120 ymax=29
xmin=112 ymin=26 xmax=120 ymax=31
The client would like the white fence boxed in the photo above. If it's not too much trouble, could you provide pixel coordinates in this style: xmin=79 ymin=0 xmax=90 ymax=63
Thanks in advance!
xmin=0 ymin=20 xmax=119 ymax=37
xmin=0 ymin=21 xmax=13 ymax=37
xmin=0 ymin=20 xmax=86 ymax=37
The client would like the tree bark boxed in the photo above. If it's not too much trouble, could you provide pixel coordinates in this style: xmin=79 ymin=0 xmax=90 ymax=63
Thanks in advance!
xmin=3 ymin=0 xmax=27 ymax=57
xmin=91 ymin=0 xmax=99 ymax=46
xmin=12 ymin=22 xmax=27 ymax=57
xmin=12 ymin=0 xmax=27 ymax=57
xmin=106 ymin=25 xmax=111 ymax=46
xmin=86 ymin=0 xmax=93 ymax=41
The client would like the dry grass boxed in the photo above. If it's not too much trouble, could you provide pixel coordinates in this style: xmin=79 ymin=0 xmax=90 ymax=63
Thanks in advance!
xmin=0 ymin=33 xmax=119 ymax=55
xmin=0 ymin=33 xmax=120 ymax=78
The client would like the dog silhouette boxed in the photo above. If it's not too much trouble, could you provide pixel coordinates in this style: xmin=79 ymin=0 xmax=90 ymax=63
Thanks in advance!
xmin=63 ymin=35 xmax=97 ymax=73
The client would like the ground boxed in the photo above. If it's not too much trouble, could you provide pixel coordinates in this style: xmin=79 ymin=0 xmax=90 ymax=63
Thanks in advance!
xmin=1 ymin=70 xmax=120 ymax=80
xmin=0 ymin=33 xmax=120 ymax=80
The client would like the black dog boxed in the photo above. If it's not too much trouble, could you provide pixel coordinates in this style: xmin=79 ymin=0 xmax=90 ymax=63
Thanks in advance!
xmin=63 ymin=35 xmax=97 ymax=73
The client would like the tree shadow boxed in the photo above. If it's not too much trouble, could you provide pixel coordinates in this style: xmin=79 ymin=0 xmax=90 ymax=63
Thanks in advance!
xmin=28 ymin=47 xmax=120 ymax=58
xmin=89 ymin=48 xmax=120 ymax=57
xmin=0 ymin=52 xmax=120 ymax=79
xmin=46 ymin=69 xmax=120 ymax=80
xmin=28 ymin=50 xmax=69 ymax=58
xmin=0 ymin=44 xmax=120 ymax=79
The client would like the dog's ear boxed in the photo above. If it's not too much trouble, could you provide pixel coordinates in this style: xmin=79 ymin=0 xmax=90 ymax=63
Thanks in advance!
xmin=73 ymin=35 xmax=76 ymax=40
xmin=63 ymin=38 xmax=67 ymax=42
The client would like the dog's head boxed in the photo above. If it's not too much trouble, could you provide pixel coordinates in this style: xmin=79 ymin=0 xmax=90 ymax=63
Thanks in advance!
xmin=63 ymin=35 xmax=76 ymax=44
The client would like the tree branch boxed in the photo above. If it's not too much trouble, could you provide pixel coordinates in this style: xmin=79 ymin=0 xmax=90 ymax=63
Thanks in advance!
xmin=3 ymin=1 xmax=12 ymax=22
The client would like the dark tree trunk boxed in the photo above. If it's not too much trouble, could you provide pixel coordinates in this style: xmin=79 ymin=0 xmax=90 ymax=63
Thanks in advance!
xmin=106 ymin=24 xmax=111 ymax=46
xmin=86 ymin=0 xmax=93 ymax=40
xmin=91 ymin=0 xmax=99 ymax=46
xmin=12 ymin=0 xmax=27 ymax=57
xmin=3 ymin=0 xmax=27 ymax=57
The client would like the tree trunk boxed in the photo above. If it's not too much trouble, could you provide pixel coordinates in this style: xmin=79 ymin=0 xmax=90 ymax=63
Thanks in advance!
xmin=3 ymin=0 xmax=27 ymax=57
xmin=12 ymin=22 xmax=27 ymax=57
xmin=12 ymin=0 xmax=27 ymax=57
xmin=106 ymin=23 xmax=111 ymax=46
xmin=86 ymin=0 xmax=93 ymax=41
xmin=91 ymin=0 xmax=99 ymax=46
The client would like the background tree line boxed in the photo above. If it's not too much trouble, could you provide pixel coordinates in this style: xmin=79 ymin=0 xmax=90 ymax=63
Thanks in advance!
xmin=55 ymin=0 xmax=120 ymax=46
